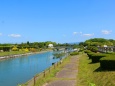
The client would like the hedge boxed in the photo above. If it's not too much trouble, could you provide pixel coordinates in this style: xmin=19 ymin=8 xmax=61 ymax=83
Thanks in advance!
xmin=87 ymin=52 xmax=94 ymax=59
xmin=84 ymin=50 xmax=93 ymax=59
xmin=84 ymin=50 xmax=92 ymax=53
xmin=90 ymin=53 xmax=107 ymax=63
xmin=100 ymin=55 xmax=115 ymax=69
xmin=70 ymin=52 xmax=79 ymax=56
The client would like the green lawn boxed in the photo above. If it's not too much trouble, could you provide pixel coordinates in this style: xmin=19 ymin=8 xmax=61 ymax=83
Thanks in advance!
xmin=78 ymin=54 xmax=115 ymax=86
xmin=0 ymin=51 xmax=30 ymax=57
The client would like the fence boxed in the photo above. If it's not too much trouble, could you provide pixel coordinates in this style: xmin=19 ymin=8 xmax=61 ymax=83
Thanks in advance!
xmin=25 ymin=55 xmax=68 ymax=86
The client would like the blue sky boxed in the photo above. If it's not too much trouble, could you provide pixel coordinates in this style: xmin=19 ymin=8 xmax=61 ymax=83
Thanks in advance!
xmin=0 ymin=0 xmax=115 ymax=43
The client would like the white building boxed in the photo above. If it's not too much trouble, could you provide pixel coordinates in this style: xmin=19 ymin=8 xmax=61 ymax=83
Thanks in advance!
xmin=48 ymin=44 xmax=54 ymax=48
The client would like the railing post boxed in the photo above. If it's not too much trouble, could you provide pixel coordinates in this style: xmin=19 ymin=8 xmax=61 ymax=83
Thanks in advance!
xmin=54 ymin=64 xmax=56 ymax=69
xmin=49 ymin=67 xmax=50 ymax=73
xmin=34 ymin=76 xmax=36 ymax=86
xmin=44 ymin=70 xmax=46 ymax=77
xmin=57 ymin=62 xmax=58 ymax=66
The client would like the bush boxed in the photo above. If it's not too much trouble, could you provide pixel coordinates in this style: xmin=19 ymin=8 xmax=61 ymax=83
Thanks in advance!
xmin=87 ymin=52 xmax=94 ymax=59
xmin=106 ymin=52 xmax=115 ymax=55
xmin=90 ymin=53 xmax=107 ymax=63
xmin=100 ymin=55 xmax=115 ymax=69
xmin=70 ymin=52 xmax=79 ymax=56
xmin=12 ymin=46 xmax=19 ymax=51
xmin=84 ymin=50 xmax=92 ymax=53
xmin=53 ymin=53 xmax=65 ymax=59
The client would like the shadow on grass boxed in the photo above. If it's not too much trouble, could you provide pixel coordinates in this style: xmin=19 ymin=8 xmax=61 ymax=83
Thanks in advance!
xmin=94 ymin=67 xmax=115 ymax=72
xmin=88 ymin=62 xmax=99 ymax=64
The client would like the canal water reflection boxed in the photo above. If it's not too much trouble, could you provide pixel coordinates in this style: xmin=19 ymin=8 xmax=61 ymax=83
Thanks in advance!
xmin=0 ymin=51 xmax=61 ymax=86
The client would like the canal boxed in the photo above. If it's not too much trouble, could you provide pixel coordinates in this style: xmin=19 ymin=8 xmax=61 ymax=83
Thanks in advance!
xmin=0 ymin=51 xmax=62 ymax=86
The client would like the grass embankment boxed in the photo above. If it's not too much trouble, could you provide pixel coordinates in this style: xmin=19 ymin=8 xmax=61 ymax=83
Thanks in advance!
xmin=78 ymin=54 xmax=115 ymax=86
xmin=0 ymin=49 xmax=52 ymax=57
xmin=22 ymin=56 xmax=71 ymax=86
xmin=0 ymin=51 xmax=30 ymax=57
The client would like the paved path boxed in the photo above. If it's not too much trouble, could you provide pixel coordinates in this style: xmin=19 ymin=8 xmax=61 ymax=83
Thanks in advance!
xmin=43 ymin=55 xmax=79 ymax=86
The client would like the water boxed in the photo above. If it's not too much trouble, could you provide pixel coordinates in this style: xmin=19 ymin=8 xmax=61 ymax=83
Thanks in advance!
xmin=0 ymin=51 xmax=61 ymax=86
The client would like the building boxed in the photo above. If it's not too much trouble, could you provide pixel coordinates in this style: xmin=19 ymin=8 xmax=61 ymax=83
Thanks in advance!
xmin=48 ymin=44 xmax=54 ymax=48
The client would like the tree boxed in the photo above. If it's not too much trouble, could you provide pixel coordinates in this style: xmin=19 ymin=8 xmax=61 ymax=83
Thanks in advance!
xmin=27 ymin=41 xmax=30 ymax=45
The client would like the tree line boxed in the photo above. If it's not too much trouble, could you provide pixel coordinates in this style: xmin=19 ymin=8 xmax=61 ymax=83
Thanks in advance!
xmin=79 ymin=38 xmax=115 ymax=52
xmin=0 ymin=41 xmax=79 ymax=52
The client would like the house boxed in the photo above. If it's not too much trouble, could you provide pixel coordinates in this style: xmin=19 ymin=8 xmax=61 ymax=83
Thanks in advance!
xmin=48 ymin=44 xmax=54 ymax=48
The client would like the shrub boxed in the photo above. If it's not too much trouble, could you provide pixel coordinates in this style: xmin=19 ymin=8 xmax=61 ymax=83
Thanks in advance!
xmin=53 ymin=53 xmax=65 ymax=59
xmin=12 ymin=46 xmax=19 ymax=51
xmin=100 ymin=55 xmax=115 ymax=69
xmin=87 ymin=52 xmax=95 ymax=59
xmin=106 ymin=52 xmax=115 ymax=55
xmin=90 ymin=53 xmax=107 ymax=63
xmin=84 ymin=50 xmax=92 ymax=53
xmin=30 ymin=48 xmax=37 ymax=52
xmin=70 ymin=52 xmax=79 ymax=56
xmin=88 ymin=52 xmax=107 ymax=63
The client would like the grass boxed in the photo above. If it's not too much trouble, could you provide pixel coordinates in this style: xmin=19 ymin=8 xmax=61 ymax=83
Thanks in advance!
xmin=0 ymin=49 xmax=52 ymax=57
xmin=0 ymin=51 xmax=30 ymax=57
xmin=77 ymin=54 xmax=115 ymax=86
xmin=22 ymin=56 xmax=71 ymax=86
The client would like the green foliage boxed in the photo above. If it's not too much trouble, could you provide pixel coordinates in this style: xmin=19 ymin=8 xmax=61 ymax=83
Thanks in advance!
xmin=73 ymin=44 xmax=79 ymax=49
xmin=87 ymin=52 xmax=94 ymax=59
xmin=29 ymin=48 xmax=37 ymax=52
xmin=70 ymin=51 xmax=79 ymax=56
xmin=18 ymin=41 xmax=57 ymax=49
xmin=106 ymin=52 xmax=115 ymax=55
xmin=87 ymin=46 xmax=98 ymax=52
xmin=0 ymin=51 xmax=29 ymax=57
xmin=53 ymin=53 xmax=65 ymax=59
xmin=12 ymin=46 xmax=19 ymax=51
xmin=92 ymin=53 xmax=107 ymax=63
xmin=84 ymin=50 xmax=91 ymax=53
xmin=100 ymin=55 xmax=115 ymax=69
xmin=89 ymin=83 xmax=96 ymax=86
xmin=88 ymin=53 xmax=107 ymax=63
xmin=0 ymin=46 xmax=12 ymax=51
xmin=84 ymin=38 xmax=115 ymax=46
xmin=78 ymin=54 xmax=115 ymax=86
xmin=84 ymin=50 xmax=94 ymax=59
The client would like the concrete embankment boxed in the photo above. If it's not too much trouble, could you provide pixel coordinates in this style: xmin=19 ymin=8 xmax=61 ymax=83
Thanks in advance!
xmin=0 ymin=53 xmax=33 ymax=60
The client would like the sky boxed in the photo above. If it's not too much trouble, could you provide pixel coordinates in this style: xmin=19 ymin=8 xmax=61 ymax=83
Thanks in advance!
xmin=0 ymin=0 xmax=115 ymax=43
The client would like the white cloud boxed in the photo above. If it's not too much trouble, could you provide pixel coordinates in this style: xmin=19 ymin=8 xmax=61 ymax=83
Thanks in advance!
xmin=73 ymin=32 xmax=78 ymax=35
xmin=0 ymin=33 xmax=2 ymax=36
xmin=83 ymin=33 xmax=94 ymax=37
xmin=8 ymin=34 xmax=21 ymax=38
xmin=102 ymin=30 xmax=112 ymax=35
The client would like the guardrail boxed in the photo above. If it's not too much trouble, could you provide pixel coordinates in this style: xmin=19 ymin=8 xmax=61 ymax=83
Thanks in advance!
xmin=23 ymin=54 xmax=68 ymax=86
